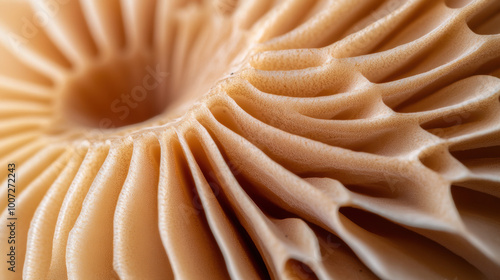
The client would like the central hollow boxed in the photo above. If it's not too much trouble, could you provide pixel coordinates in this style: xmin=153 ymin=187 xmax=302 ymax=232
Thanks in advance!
xmin=60 ymin=55 xmax=171 ymax=129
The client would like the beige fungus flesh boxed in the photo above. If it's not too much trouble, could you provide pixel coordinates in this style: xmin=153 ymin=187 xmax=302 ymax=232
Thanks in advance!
xmin=0 ymin=0 xmax=500 ymax=279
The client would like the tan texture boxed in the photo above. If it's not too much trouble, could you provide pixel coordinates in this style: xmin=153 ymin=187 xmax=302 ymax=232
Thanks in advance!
xmin=0 ymin=0 xmax=499 ymax=279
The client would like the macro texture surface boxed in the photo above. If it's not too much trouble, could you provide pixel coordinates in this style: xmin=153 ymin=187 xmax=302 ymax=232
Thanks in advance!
xmin=0 ymin=0 xmax=500 ymax=279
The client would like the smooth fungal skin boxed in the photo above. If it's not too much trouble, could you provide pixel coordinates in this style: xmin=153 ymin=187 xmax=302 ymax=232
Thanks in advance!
xmin=0 ymin=0 xmax=499 ymax=279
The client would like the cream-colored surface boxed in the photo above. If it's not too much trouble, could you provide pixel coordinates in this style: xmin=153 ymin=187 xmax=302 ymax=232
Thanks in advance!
xmin=0 ymin=0 xmax=499 ymax=279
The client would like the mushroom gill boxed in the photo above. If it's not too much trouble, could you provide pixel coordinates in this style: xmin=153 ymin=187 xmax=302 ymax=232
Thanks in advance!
xmin=0 ymin=0 xmax=499 ymax=279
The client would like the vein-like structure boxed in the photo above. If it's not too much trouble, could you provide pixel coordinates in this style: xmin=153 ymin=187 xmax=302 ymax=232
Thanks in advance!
xmin=0 ymin=0 xmax=499 ymax=279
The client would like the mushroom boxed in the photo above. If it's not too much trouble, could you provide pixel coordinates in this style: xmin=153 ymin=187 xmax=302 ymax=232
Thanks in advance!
xmin=0 ymin=0 xmax=499 ymax=279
